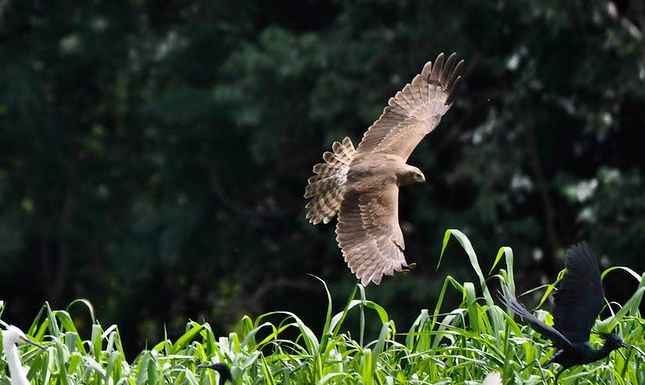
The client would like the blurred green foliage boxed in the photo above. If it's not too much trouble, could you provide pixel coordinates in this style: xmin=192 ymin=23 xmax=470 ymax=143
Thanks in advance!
xmin=0 ymin=0 xmax=643 ymax=352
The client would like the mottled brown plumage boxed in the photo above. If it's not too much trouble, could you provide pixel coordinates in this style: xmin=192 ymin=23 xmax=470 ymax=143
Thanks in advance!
xmin=304 ymin=137 xmax=356 ymax=225
xmin=305 ymin=52 xmax=464 ymax=285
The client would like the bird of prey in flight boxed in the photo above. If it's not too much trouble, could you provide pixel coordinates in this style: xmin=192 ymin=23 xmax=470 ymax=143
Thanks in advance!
xmin=304 ymin=52 xmax=464 ymax=286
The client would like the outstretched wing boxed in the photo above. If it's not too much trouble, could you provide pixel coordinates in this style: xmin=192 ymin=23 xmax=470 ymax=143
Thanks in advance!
xmin=356 ymin=52 xmax=463 ymax=161
xmin=499 ymin=291 xmax=573 ymax=349
xmin=554 ymin=242 xmax=604 ymax=343
xmin=335 ymin=183 xmax=407 ymax=286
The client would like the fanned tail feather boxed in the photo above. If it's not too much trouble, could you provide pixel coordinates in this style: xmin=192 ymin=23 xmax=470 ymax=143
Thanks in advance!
xmin=305 ymin=137 xmax=356 ymax=224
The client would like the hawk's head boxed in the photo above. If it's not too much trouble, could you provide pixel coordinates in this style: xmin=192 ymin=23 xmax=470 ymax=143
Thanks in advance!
xmin=400 ymin=166 xmax=426 ymax=185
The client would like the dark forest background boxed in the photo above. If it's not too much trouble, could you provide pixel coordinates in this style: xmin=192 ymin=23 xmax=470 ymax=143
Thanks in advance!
xmin=1 ymin=0 xmax=644 ymax=356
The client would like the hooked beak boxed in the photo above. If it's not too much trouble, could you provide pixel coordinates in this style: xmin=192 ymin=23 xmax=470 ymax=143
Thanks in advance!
xmin=20 ymin=336 xmax=46 ymax=350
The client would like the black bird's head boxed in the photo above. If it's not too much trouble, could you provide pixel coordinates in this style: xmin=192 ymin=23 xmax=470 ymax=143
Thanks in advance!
xmin=199 ymin=362 xmax=232 ymax=385
xmin=598 ymin=332 xmax=625 ymax=351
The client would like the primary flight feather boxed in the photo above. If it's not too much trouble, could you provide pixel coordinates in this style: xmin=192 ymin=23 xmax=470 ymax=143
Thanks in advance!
xmin=305 ymin=52 xmax=464 ymax=286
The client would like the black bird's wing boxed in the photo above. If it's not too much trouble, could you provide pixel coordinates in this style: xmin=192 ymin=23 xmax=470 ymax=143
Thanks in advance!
xmin=500 ymin=291 xmax=573 ymax=349
xmin=553 ymin=242 xmax=604 ymax=343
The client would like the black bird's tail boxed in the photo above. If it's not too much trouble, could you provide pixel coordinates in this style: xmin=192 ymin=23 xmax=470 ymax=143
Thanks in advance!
xmin=497 ymin=289 xmax=573 ymax=349
xmin=498 ymin=289 xmax=534 ymax=321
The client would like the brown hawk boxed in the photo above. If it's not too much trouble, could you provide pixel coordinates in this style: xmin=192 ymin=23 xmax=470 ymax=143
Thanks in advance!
xmin=304 ymin=53 xmax=464 ymax=286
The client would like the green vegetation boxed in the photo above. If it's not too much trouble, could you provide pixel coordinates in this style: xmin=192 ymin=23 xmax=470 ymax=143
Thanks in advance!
xmin=2 ymin=231 xmax=643 ymax=384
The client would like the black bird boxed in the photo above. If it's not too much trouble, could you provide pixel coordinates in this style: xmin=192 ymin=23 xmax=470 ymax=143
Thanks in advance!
xmin=500 ymin=243 xmax=626 ymax=383
xmin=201 ymin=362 xmax=233 ymax=385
